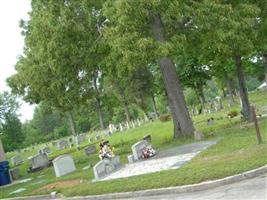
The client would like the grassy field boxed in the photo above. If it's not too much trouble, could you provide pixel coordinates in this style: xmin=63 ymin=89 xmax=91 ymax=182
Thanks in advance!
xmin=0 ymin=91 xmax=267 ymax=198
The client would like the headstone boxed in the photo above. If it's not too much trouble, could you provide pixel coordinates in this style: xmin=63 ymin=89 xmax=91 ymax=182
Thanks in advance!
xmin=52 ymin=155 xmax=76 ymax=177
xmin=131 ymin=121 xmax=135 ymax=128
xmin=127 ymin=154 xmax=135 ymax=163
xmin=29 ymin=154 xmax=49 ymax=170
xmin=89 ymin=137 xmax=94 ymax=143
xmin=95 ymin=135 xmax=100 ymax=141
xmin=131 ymin=140 xmax=149 ymax=161
xmin=194 ymin=130 xmax=204 ymax=140
xmin=57 ymin=140 xmax=69 ymax=150
xmin=39 ymin=147 xmax=51 ymax=155
xmin=52 ymin=141 xmax=57 ymax=147
xmin=11 ymin=155 xmax=23 ymax=166
xmin=10 ymin=168 xmax=20 ymax=180
xmin=126 ymin=121 xmax=130 ymax=129
xmin=75 ymin=134 xmax=86 ymax=145
xmin=137 ymin=119 xmax=142 ymax=126
xmin=108 ymin=123 xmax=116 ymax=134
xmin=93 ymin=156 xmax=121 ymax=180
xmin=143 ymin=134 xmax=151 ymax=142
xmin=84 ymin=145 xmax=96 ymax=156
xmin=119 ymin=123 xmax=123 ymax=132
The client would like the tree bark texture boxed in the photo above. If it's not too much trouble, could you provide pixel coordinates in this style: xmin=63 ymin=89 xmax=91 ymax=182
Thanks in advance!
xmin=117 ymin=83 xmax=131 ymax=122
xmin=235 ymin=55 xmax=252 ymax=121
xmin=196 ymin=83 xmax=206 ymax=109
xmin=68 ymin=112 xmax=76 ymax=137
xmin=152 ymin=14 xmax=194 ymax=137
xmin=95 ymin=97 xmax=105 ymax=129
xmin=151 ymin=93 xmax=159 ymax=117
xmin=224 ymin=72 xmax=235 ymax=105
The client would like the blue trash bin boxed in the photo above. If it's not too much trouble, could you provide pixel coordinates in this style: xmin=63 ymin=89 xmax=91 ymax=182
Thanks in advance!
xmin=0 ymin=160 xmax=11 ymax=186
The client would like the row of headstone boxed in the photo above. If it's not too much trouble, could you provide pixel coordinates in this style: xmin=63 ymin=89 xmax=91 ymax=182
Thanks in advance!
xmin=39 ymin=147 xmax=51 ymax=155
xmin=57 ymin=140 xmax=69 ymax=150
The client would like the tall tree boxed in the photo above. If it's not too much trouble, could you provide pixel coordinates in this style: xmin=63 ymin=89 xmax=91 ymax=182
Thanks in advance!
xmin=103 ymin=1 xmax=196 ymax=138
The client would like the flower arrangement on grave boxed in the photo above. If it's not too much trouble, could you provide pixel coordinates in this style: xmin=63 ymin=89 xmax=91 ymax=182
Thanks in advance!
xmin=99 ymin=140 xmax=114 ymax=160
xmin=142 ymin=145 xmax=156 ymax=159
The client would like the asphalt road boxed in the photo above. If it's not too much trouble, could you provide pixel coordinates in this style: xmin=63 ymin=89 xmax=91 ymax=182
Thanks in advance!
xmin=121 ymin=173 xmax=267 ymax=200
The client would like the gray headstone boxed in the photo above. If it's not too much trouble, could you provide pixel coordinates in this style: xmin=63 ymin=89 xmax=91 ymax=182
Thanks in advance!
xmin=194 ymin=130 xmax=204 ymax=140
xmin=52 ymin=155 xmax=76 ymax=177
xmin=57 ymin=140 xmax=69 ymax=150
xmin=84 ymin=145 xmax=96 ymax=156
xmin=39 ymin=147 xmax=51 ymax=155
xmin=10 ymin=168 xmax=20 ymax=180
xmin=29 ymin=154 xmax=49 ymax=170
xmin=11 ymin=155 xmax=23 ymax=166
xmin=131 ymin=140 xmax=148 ymax=161
xmin=93 ymin=156 xmax=121 ymax=180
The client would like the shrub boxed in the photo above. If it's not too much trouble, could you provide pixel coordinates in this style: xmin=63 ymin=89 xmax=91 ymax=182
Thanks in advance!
xmin=159 ymin=114 xmax=172 ymax=122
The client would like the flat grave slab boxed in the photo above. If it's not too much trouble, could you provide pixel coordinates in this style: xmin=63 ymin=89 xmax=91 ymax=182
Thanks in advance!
xmin=100 ymin=140 xmax=217 ymax=181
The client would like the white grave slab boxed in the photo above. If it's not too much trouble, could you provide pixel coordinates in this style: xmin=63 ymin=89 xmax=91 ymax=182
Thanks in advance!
xmin=52 ymin=155 xmax=76 ymax=177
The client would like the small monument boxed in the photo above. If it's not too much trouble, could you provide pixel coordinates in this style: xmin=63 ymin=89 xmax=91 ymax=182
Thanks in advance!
xmin=52 ymin=155 xmax=76 ymax=177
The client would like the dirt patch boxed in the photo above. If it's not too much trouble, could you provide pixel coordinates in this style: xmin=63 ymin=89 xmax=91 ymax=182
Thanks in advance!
xmin=34 ymin=179 xmax=81 ymax=193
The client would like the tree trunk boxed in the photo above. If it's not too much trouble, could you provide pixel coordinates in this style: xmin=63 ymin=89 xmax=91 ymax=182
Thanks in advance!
xmin=263 ymin=54 xmax=267 ymax=85
xmin=151 ymin=93 xmax=159 ymax=117
xmin=196 ymin=83 xmax=206 ymax=109
xmin=234 ymin=55 xmax=252 ymax=121
xmin=68 ymin=112 xmax=76 ymax=137
xmin=95 ymin=97 xmax=105 ymax=129
xmin=0 ymin=138 xmax=6 ymax=161
xmin=224 ymin=72 xmax=235 ymax=105
xmin=152 ymin=14 xmax=194 ymax=138
xmin=93 ymin=75 xmax=105 ymax=129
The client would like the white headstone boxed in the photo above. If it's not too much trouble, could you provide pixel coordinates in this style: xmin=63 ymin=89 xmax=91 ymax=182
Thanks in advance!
xmin=119 ymin=123 xmax=123 ymax=132
xmin=126 ymin=121 xmax=130 ymax=129
xmin=52 ymin=155 xmax=76 ymax=177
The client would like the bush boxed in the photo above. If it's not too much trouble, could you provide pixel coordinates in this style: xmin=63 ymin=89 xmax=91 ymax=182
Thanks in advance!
xmin=159 ymin=114 xmax=172 ymax=122
xmin=227 ymin=110 xmax=238 ymax=118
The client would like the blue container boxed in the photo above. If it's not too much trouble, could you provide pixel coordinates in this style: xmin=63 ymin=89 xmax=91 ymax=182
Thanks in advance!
xmin=0 ymin=160 xmax=11 ymax=186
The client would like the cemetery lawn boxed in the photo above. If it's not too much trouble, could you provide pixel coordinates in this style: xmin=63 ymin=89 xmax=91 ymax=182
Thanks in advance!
xmin=1 ymin=91 xmax=267 ymax=199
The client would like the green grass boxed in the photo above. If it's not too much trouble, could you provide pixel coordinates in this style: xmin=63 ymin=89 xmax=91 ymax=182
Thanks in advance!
xmin=1 ymin=91 xmax=267 ymax=198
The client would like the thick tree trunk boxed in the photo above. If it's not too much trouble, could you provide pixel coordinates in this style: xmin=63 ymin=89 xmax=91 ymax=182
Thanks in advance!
xmin=224 ymin=72 xmax=235 ymax=105
xmin=0 ymin=138 xmax=6 ymax=161
xmin=152 ymin=14 xmax=194 ymax=138
xmin=151 ymin=93 xmax=159 ymax=117
xmin=234 ymin=55 xmax=252 ymax=121
xmin=263 ymin=54 xmax=267 ymax=85
xmin=95 ymin=97 xmax=105 ymax=129
xmin=116 ymin=82 xmax=131 ymax=122
xmin=68 ymin=112 xmax=76 ymax=137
